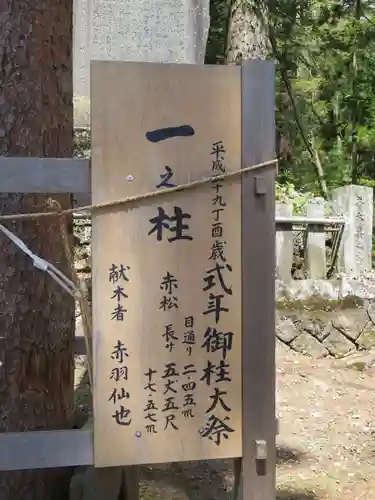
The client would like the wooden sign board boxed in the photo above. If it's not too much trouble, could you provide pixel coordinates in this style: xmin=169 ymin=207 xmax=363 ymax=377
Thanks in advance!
xmin=91 ymin=61 xmax=242 ymax=467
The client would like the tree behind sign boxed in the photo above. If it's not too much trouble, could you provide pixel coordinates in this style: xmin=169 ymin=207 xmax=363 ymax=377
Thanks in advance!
xmin=0 ymin=1 xmax=75 ymax=499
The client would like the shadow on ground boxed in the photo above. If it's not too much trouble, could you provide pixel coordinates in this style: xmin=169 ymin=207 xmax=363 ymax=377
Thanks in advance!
xmin=140 ymin=448 xmax=320 ymax=500
xmin=277 ymin=445 xmax=307 ymax=465
xmin=72 ymin=363 xmax=318 ymax=499
xmin=277 ymin=491 xmax=319 ymax=500
xmin=141 ymin=461 xmax=233 ymax=500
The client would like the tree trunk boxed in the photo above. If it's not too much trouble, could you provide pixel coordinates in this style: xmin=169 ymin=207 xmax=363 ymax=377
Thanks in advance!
xmin=351 ymin=0 xmax=361 ymax=184
xmin=225 ymin=0 xmax=269 ymax=63
xmin=0 ymin=2 xmax=75 ymax=500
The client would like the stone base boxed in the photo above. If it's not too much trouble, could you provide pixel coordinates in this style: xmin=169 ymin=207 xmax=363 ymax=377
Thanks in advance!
xmin=276 ymin=303 xmax=375 ymax=358
xmin=276 ymin=276 xmax=375 ymax=303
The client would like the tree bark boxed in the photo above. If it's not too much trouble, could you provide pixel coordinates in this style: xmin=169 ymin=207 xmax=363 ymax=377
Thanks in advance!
xmin=0 ymin=2 xmax=75 ymax=500
xmin=225 ymin=0 xmax=269 ymax=63
xmin=351 ymin=0 xmax=361 ymax=184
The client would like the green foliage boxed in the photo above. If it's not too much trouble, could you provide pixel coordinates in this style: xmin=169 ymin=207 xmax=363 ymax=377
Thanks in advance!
xmin=270 ymin=0 xmax=375 ymax=191
xmin=275 ymin=181 xmax=315 ymax=214
xmin=205 ymin=0 xmax=228 ymax=64
xmin=359 ymin=177 xmax=375 ymax=188
xmin=206 ymin=0 xmax=375 ymax=193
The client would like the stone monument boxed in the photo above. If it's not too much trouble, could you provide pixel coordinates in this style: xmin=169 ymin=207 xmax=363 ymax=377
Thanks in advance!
xmin=73 ymin=0 xmax=210 ymax=125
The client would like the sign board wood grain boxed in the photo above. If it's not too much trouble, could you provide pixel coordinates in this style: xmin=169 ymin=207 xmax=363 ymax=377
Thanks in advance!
xmin=91 ymin=61 xmax=242 ymax=467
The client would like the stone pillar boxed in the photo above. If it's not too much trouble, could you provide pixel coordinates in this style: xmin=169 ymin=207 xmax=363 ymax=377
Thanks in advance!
xmin=306 ymin=197 xmax=326 ymax=279
xmin=331 ymin=185 xmax=373 ymax=277
xmin=73 ymin=0 xmax=210 ymax=125
xmin=73 ymin=0 xmax=90 ymax=97
xmin=275 ymin=203 xmax=293 ymax=283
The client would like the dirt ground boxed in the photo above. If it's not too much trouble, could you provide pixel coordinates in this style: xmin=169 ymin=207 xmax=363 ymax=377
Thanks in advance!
xmin=74 ymin=340 xmax=375 ymax=500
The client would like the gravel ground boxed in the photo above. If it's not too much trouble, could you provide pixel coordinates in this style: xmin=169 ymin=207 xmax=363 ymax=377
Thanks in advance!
xmin=275 ymin=341 xmax=375 ymax=499
xmin=74 ymin=340 xmax=375 ymax=500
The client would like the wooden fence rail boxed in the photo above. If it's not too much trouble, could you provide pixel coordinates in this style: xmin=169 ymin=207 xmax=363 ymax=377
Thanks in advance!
xmin=0 ymin=430 xmax=93 ymax=471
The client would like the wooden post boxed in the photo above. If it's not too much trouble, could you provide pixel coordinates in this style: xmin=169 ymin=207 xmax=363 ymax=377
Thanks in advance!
xmin=239 ymin=60 xmax=276 ymax=500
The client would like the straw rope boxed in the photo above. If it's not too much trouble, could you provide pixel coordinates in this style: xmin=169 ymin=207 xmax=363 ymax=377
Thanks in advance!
xmin=0 ymin=158 xmax=277 ymax=221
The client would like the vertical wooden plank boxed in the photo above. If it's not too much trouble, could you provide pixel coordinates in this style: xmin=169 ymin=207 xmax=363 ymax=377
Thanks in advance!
xmin=240 ymin=60 xmax=276 ymax=500
xmin=91 ymin=61 xmax=243 ymax=467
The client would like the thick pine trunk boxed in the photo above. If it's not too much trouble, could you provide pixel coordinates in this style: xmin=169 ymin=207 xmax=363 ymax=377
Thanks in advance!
xmin=0 ymin=2 xmax=75 ymax=499
xmin=225 ymin=0 xmax=268 ymax=63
